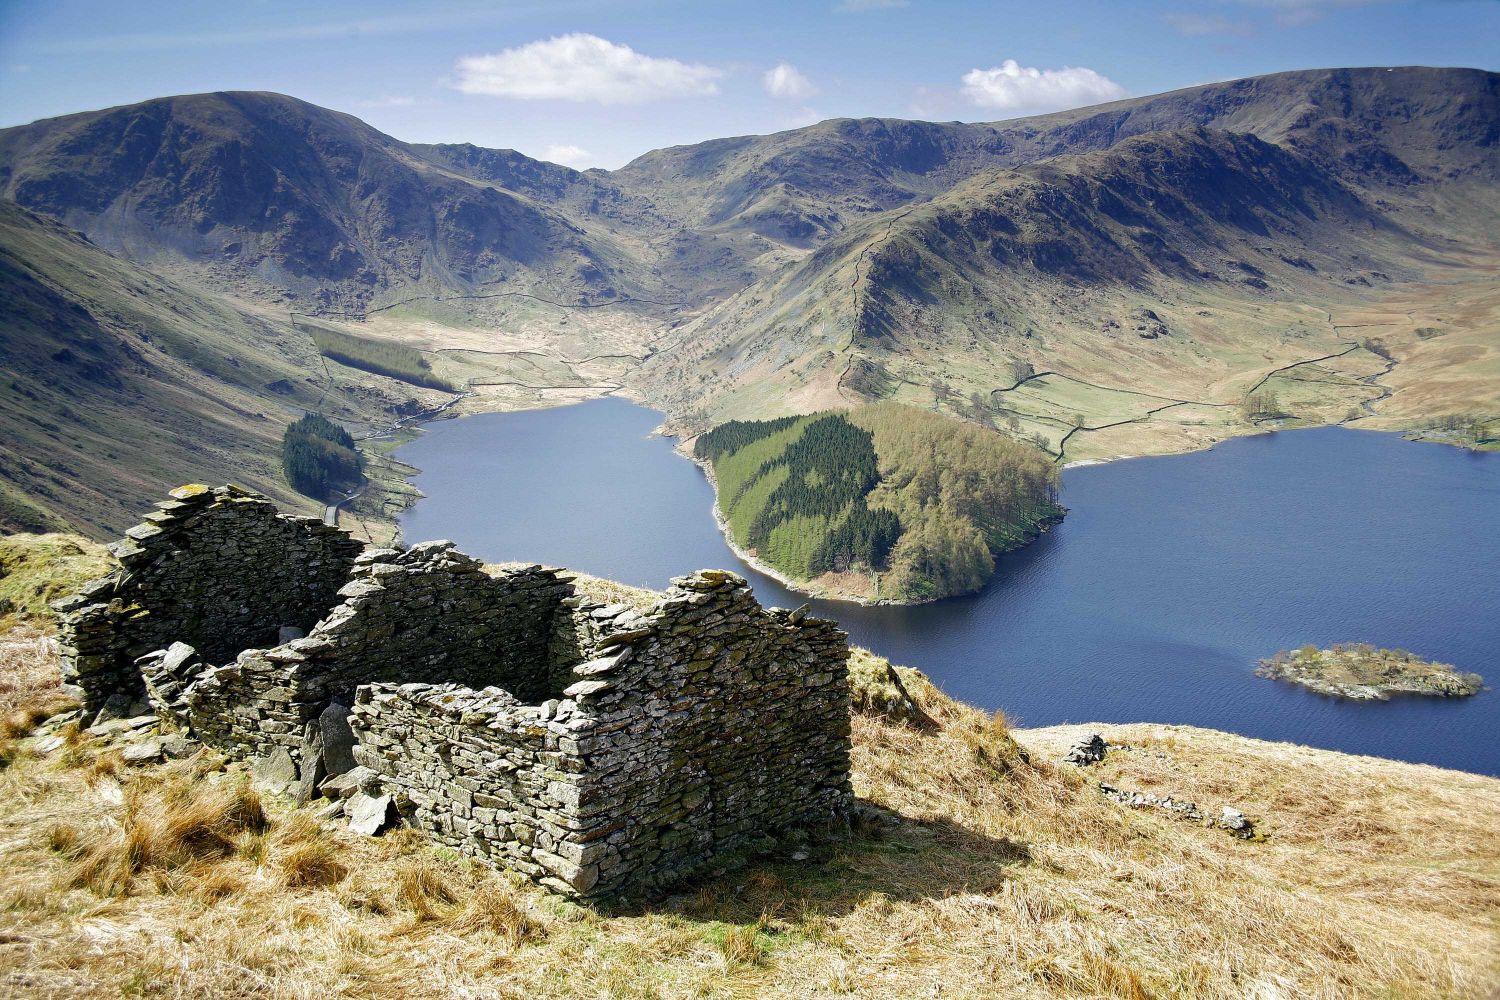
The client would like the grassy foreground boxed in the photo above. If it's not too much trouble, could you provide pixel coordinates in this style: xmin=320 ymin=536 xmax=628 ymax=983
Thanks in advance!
xmin=0 ymin=562 xmax=1496 ymax=997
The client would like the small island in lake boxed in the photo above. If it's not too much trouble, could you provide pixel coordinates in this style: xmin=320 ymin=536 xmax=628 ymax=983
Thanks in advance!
xmin=1257 ymin=644 xmax=1484 ymax=701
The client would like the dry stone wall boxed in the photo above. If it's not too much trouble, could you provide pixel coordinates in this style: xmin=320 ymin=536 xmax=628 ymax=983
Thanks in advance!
xmin=351 ymin=568 xmax=853 ymax=899
xmin=54 ymin=486 xmax=855 ymax=901
xmin=54 ymin=485 xmax=363 ymax=715
xmin=185 ymin=542 xmax=575 ymax=761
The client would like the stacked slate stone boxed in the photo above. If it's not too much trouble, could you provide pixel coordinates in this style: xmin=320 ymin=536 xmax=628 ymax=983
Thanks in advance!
xmin=350 ymin=568 xmax=854 ymax=900
xmin=185 ymin=542 xmax=576 ymax=764
xmin=54 ymin=484 xmax=363 ymax=716
xmin=54 ymin=486 xmax=857 ymax=901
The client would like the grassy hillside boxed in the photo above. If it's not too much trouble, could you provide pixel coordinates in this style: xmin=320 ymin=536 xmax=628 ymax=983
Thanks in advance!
xmin=0 ymin=533 xmax=112 ymax=631
xmin=0 ymin=200 xmax=331 ymax=534
xmin=641 ymin=120 xmax=1499 ymax=463
xmin=0 ymin=557 xmax=1495 ymax=998
xmin=0 ymin=201 xmax=481 ymax=537
xmin=694 ymin=403 xmax=1061 ymax=602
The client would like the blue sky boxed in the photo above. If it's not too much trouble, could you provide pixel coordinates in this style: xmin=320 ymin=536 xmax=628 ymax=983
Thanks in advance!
xmin=1 ymin=0 xmax=1495 ymax=169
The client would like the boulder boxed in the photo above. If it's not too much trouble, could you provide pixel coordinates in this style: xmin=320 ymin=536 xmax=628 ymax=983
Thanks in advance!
xmin=250 ymin=747 xmax=298 ymax=794
xmin=319 ymin=765 xmax=378 ymax=801
xmin=1064 ymin=732 xmax=1108 ymax=766
xmin=91 ymin=692 xmax=135 ymax=727
xmin=1218 ymin=806 xmax=1255 ymax=839
xmin=319 ymin=702 xmax=357 ymax=777
xmin=294 ymin=720 xmax=326 ymax=805
xmin=161 ymin=735 xmax=199 ymax=759
xmin=346 ymin=792 xmax=396 ymax=836
xmin=121 ymin=738 xmax=164 ymax=765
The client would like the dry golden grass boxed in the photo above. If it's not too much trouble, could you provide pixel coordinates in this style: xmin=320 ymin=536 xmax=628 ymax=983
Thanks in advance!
xmin=1 ymin=633 xmax=1497 ymax=998
xmin=0 ymin=630 xmax=74 ymax=759
xmin=491 ymin=563 xmax=661 ymax=613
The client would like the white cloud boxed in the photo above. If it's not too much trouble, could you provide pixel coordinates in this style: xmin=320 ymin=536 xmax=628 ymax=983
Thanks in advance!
xmin=452 ymin=33 xmax=721 ymax=105
xmin=764 ymin=63 xmax=817 ymax=100
xmin=542 ymin=144 xmax=595 ymax=169
xmin=835 ymin=0 xmax=908 ymax=10
xmin=961 ymin=59 xmax=1126 ymax=115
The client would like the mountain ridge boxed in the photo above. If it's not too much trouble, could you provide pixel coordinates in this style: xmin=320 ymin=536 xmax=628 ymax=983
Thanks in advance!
xmin=0 ymin=65 xmax=1496 ymax=533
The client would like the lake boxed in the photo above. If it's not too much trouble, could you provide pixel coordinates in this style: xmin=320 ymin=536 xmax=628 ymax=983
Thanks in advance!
xmin=396 ymin=397 xmax=1500 ymax=775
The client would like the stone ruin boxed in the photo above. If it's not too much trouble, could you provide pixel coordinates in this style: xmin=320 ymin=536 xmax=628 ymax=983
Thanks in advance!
xmin=54 ymin=485 xmax=854 ymax=899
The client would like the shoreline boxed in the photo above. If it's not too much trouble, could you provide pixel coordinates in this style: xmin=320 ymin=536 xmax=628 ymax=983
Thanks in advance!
xmin=379 ymin=395 xmax=1488 ymax=601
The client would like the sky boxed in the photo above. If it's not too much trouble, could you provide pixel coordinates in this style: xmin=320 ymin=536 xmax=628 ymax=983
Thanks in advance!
xmin=1 ymin=0 xmax=1496 ymax=170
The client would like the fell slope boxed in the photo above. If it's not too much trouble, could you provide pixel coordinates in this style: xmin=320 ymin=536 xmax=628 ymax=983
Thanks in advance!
xmin=0 ymin=597 xmax=1495 ymax=999
xmin=0 ymin=201 xmax=437 ymax=535
xmin=640 ymin=115 xmax=1498 ymax=460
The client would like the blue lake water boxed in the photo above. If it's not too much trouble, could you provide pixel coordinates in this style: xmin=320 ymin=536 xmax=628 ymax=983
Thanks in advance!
xmin=396 ymin=396 xmax=1500 ymax=775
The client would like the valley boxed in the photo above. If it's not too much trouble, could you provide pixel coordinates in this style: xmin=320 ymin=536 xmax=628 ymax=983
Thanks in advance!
xmin=0 ymin=66 xmax=1496 ymax=583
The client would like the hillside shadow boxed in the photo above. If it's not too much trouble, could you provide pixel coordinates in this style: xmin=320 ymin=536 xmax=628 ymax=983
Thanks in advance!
xmin=605 ymin=802 xmax=1035 ymax=923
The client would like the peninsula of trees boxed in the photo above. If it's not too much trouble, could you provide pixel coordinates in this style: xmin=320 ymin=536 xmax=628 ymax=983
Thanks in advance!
xmin=693 ymin=402 xmax=1063 ymax=603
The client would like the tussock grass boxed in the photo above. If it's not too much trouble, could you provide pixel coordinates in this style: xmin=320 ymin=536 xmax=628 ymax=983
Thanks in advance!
xmin=0 ymin=632 xmax=1496 ymax=997
xmin=0 ymin=532 xmax=113 ymax=630
xmin=52 ymin=759 xmax=269 ymax=897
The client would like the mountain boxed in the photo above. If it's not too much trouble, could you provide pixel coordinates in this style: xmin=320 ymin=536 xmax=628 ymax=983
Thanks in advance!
xmin=9 ymin=68 xmax=1490 ymax=316
xmin=635 ymin=69 xmax=1500 ymax=452
xmin=613 ymin=66 xmax=1498 ymax=252
xmin=0 ymin=92 xmax=660 ymax=313
xmin=639 ymin=124 xmax=1444 ymax=426
xmin=0 ymin=66 xmax=1496 ymax=533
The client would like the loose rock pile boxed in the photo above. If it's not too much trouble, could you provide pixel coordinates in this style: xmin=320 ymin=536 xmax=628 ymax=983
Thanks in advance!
xmin=1065 ymin=732 xmax=1259 ymax=840
xmin=53 ymin=486 xmax=856 ymax=899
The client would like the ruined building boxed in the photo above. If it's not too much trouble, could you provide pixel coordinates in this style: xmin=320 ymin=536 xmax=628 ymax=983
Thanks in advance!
xmin=54 ymin=485 xmax=854 ymax=898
